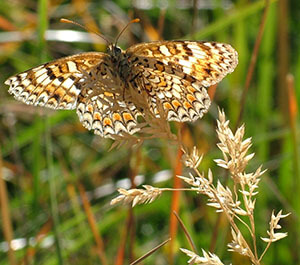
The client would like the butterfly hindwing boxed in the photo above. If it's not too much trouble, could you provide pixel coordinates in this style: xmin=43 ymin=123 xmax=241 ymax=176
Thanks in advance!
xmin=128 ymin=64 xmax=210 ymax=122
xmin=77 ymin=94 xmax=141 ymax=137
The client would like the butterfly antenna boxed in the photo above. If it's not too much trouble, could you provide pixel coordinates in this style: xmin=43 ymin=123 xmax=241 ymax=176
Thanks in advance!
xmin=60 ymin=18 xmax=111 ymax=45
xmin=114 ymin=18 xmax=140 ymax=46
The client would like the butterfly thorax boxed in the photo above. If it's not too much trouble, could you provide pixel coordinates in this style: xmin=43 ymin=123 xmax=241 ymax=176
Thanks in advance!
xmin=108 ymin=45 xmax=131 ymax=81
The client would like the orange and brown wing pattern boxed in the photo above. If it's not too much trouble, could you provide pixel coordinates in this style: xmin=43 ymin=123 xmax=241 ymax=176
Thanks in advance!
xmin=74 ymin=61 xmax=142 ymax=137
xmin=131 ymin=66 xmax=211 ymax=122
xmin=5 ymin=52 xmax=108 ymax=110
xmin=126 ymin=40 xmax=238 ymax=88
xmin=125 ymin=40 xmax=238 ymax=122
xmin=76 ymin=91 xmax=141 ymax=137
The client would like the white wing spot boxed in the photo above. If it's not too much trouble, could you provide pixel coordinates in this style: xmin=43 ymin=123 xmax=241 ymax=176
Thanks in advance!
xmin=67 ymin=61 xmax=78 ymax=72
xmin=62 ymin=78 xmax=74 ymax=89
xmin=178 ymin=59 xmax=192 ymax=68
xmin=36 ymin=73 xmax=48 ymax=84
xmin=52 ymin=79 xmax=61 ymax=87
xmin=159 ymin=45 xmax=172 ymax=56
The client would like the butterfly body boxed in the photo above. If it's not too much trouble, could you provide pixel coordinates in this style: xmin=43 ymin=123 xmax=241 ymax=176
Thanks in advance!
xmin=5 ymin=40 xmax=238 ymax=138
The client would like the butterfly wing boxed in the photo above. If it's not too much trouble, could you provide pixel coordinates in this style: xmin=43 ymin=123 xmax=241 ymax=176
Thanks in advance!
xmin=125 ymin=41 xmax=238 ymax=122
xmin=126 ymin=41 xmax=238 ymax=87
xmin=72 ymin=57 xmax=142 ymax=137
xmin=133 ymin=67 xmax=211 ymax=122
xmin=5 ymin=51 xmax=142 ymax=137
xmin=76 ymin=93 xmax=141 ymax=137
xmin=5 ymin=52 xmax=108 ymax=110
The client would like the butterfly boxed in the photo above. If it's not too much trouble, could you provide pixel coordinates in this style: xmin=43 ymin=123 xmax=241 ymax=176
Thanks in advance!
xmin=4 ymin=19 xmax=238 ymax=138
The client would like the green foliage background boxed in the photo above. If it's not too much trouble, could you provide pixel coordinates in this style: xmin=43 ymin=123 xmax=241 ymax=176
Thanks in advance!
xmin=0 ymin=0 xmax=299 ymax=264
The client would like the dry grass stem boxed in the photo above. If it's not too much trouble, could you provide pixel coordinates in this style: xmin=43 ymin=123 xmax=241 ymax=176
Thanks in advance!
xmin=111 ymin=185 xmax=162 ymax=207
xmin=180 ymin=248 xmax=224 ymax=265
xmin=129 ymin=238 xmax=171 ymax=265
xmin=78 ymin=184 xmax=108 ymax=265
xmin=215 ymin=109 xmax=255 ymax=185
xmin=182 ymin=146 xmax=203 ymax=169
xmin=179 ymin=109 xmax=289 ymax=265
xmin=261 ymin=210 xmax=290 ymax=243
xmin=227 ymin=228 xmax=252 ymax=257
xmin=111 ymin=185 xmax=192 ymax=207
xmin=173 ymin=211 xmax=198 ymax=253
xmin=259 ymin=210 xmax=290 ymax=261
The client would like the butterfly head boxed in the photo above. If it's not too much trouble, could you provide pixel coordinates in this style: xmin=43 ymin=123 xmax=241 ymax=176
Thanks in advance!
xmin=60 ymin=18 xmax=140 ymax=63
xmin=108 ymin=44 xmax=123 ymax=62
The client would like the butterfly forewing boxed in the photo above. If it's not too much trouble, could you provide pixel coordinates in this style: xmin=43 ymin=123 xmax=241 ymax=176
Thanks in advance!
xmin=126 ymin=41 xmax=238 ymax=87
xmin=5 ymin=52 xmax=108 ymax=110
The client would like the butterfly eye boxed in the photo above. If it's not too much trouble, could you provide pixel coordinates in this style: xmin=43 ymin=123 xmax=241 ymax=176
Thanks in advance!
xmin=113 ymin=46 xmax=122 ymax=55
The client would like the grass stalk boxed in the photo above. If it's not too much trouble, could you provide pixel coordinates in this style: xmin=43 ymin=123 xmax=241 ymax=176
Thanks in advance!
xmin=188 ymin=0 xmax=277 ymax=40
xmin=130 ymin=238 xmax=171 ymax=265
xmin=168 ymin=143 xmax=183 ymax=264
xmin=0 ymin=148 xmax=17 ymax=265
xmin=286 ymin=75 xmax=300 ymax=205
xmin=173 ymin=211 xmax=198 ymax=253
xmin=277 ymin=0 xmax=289 ymax=114
xmin=236 ymin=0 xmax=271 ymax=129
xmin=256 ymin=3 xmax=277 ymax=160
xmin=78 ymin=183 xmax=108 ymax=265
xmin=115 ymin=211 xmax=132 ymax=265
xmin=45 ymin=117 xmax=64 ymax=264
xmin=37 ymin=0 xmax=63 ymax=263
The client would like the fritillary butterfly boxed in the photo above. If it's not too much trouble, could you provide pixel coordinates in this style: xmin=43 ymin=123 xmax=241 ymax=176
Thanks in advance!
xmin=5 ymin=19 xmax=238 ymax=138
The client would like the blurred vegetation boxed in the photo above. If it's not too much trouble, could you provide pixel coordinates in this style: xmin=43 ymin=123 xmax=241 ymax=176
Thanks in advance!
xmin=0 ymin=0 xmax=299 ymax=264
